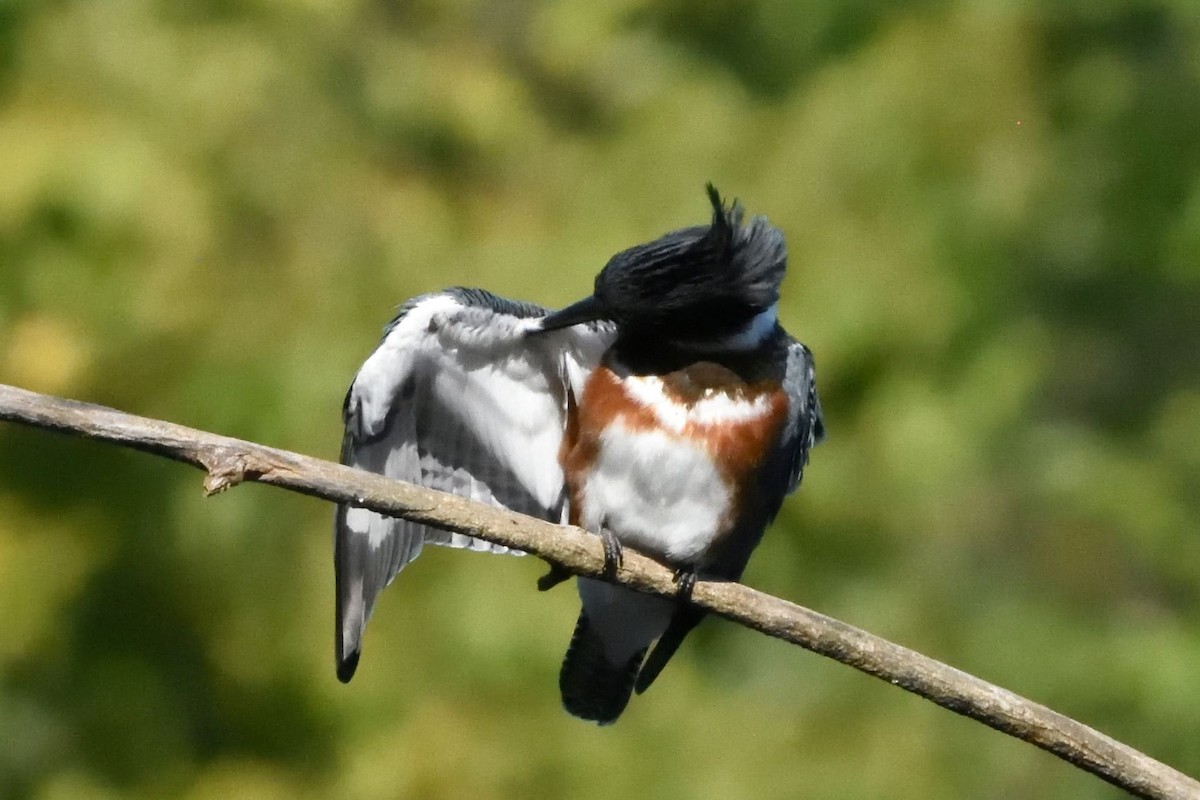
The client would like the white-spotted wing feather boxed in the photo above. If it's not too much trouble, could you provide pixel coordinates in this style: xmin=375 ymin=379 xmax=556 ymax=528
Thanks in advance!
xmin=336 ymin=289 xmax=612 ymax=679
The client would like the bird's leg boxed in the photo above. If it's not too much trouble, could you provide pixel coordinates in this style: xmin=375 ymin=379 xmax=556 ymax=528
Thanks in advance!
xmin=599 ymin=527 xmax=623 ymax=580
xmin=672 ymin=565 xmax=698 ymax=602
xmin=537 ymin=561 xmax=572 ymax=592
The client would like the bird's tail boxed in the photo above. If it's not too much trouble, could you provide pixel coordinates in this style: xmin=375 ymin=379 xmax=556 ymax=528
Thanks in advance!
xmin=559 ymin=612 xmax=646 ymax=725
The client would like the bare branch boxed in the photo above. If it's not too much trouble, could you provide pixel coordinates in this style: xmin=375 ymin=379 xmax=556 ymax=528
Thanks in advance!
xmin=0 ymin=382 xmax=1196 ymax=800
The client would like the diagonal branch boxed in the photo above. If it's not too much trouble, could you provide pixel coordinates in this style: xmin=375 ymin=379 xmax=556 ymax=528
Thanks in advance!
xmin=0 ymin=382 xmax=1196 ymax=800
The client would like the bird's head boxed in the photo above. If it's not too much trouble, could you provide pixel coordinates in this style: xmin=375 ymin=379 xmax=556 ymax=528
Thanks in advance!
xmin=537 ymin=185 xmax=787 ymax=349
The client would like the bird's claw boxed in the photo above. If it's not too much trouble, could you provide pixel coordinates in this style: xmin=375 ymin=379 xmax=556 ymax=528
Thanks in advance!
xmin=600 ymin=528 xmax=623 ymax=580
xmin=673 ymin=566 xmax=697 ymax=602
xmin=540 ymin=529 xmax=624 ymax=589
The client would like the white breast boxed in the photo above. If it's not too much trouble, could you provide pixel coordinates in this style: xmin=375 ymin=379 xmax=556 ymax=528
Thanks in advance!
xmin=579 ymin=421 xmax=731 ymax=564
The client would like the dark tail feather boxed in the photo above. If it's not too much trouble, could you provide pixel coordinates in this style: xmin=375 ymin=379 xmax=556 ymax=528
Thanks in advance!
xmin=635 ymin=607 xmax=706 ymax=694
xmin=559 ymin=613 xmax=645 ymax=725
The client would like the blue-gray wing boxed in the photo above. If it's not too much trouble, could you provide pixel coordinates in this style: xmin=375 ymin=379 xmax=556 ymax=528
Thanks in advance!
xmin=335 ymin=288 xmax=614 ymax=681
xmin=779 ymin=336 xmax=824 ymax=495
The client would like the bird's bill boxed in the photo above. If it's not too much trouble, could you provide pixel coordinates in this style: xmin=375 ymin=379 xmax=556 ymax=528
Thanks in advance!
xmin=536 ymin=295 xmax=608 ymax=332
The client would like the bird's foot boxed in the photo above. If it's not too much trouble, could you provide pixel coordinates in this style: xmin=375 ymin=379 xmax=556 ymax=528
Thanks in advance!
xmin=540 ymin=529 xmax=624 ymax=589
xmin=537 ymin=562 xmax=572 ymax=592
xmin=672 ymin=566 xmax=697 ymax=602
xmin=600 ymin=528 xmax=623 ymax=580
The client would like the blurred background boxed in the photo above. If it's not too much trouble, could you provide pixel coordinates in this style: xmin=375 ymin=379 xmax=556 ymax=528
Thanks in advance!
xmin=2 ymin=1 xmax=1199 ymax=798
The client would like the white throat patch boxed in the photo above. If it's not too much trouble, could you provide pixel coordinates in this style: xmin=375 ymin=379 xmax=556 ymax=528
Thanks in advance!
xmin=621 ymin=375 xmax=774 ymax=433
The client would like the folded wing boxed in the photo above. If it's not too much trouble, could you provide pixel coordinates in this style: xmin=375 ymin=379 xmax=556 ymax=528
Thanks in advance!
xmin=336 ymin=288 xmax=614 ymax=681
xmin=780 ymin=336 xmax=825 ymax=494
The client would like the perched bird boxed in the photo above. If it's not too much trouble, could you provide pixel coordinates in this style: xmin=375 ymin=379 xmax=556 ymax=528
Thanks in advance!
xmin=334 ymin=185 xmax=824 ymax=724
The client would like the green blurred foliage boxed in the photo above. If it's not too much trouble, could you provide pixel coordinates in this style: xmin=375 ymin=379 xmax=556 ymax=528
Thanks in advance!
xmin=1 ymin=0 xmax=1199 ymax=797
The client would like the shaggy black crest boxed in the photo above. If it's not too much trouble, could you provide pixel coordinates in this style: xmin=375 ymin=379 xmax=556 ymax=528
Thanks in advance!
xmin=592 ymin=184 xmax=786 ymax=339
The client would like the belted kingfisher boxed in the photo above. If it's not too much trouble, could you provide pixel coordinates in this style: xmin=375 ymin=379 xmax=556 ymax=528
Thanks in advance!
xmin=334 ymin=185 xmax=824 ymax=724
